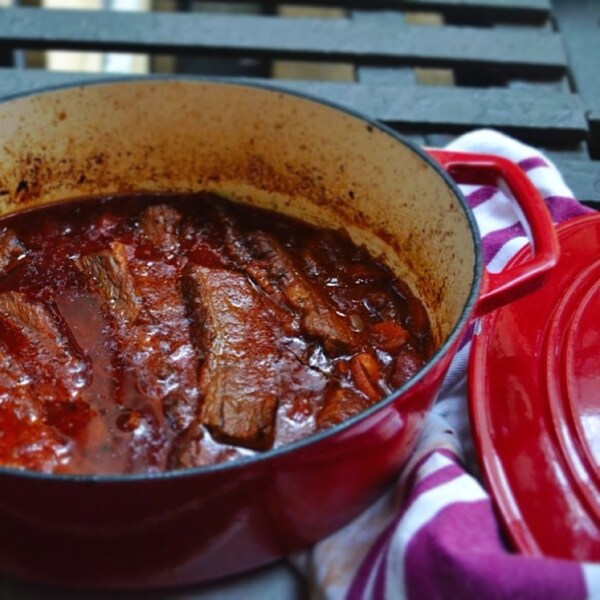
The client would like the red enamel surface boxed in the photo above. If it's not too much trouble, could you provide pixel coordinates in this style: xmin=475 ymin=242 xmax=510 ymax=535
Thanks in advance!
xmin=470 ymin=214 xmax=600 ymax=561
xmin=0 ymin=351 xmax=452 ymax=587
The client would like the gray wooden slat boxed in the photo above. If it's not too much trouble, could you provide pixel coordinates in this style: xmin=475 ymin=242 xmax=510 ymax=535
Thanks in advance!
xmin=551 ymin=158 xmax=600 ymax=204
xmin=424 ymin=133 xmax=455 ymax=147
xmin=508 ymin=79 xmax=570 ymax=93
xmin=543 ymin=143 xmax=590 ymax=161
xmin=269 ymin=80 xmax=586 ymax=139
xmin=174 ymin=0 xmax=267 ymax=77
xmin=553 ymin=0 xmax=600 ymax=157
xmin=553 ymin=0 xmax=600 ymax=107
xmin=0 ymin=68 xmax=102 ymax=97
xmin=352 ymin=11 xmax=417 ymax=86
xmin=187 ymin=0 xmax=551 ymax=24
xmin=351 ymin=7 xmax=421 ymax=145
xmin=0 ymin=69 xmax=587 ymax=141
xmin=0 ymin=7 xmax=566 ymax=76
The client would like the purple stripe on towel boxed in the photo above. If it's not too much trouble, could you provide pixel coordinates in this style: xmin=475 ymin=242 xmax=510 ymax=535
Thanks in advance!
xmin=518 ymin=156 xmax=549 ymax=171
xmin=402 ymin=449 xmax=460 ymax=502
xmin=478 ymin=196 xmax=588 ymax=267
xmin=348 ymin=504 xmax=410 ymax=600
xmin=404 ymin=463 xmax=465 ymax=512
xmin=480 ymin=222 xmax=525 ymax=265
xmin=546 ymin=195 xmax=594 ymax=223
xmin=346 ymin=519 xmax=392 ymax=600
xmin=373 ymin=552 xmax=389 ymax=600
xmin=478 ymin=196 xmax=589 ymax=267
xmin=371 ymin=463 xmax=466 ymax=600
xmin=356 ymin=458 xmax=464 ymax=600
xmin=347 ymin=453 xmax=462 ymax=600
xmin=467 ymin=186 xmax=497 ymax=209
xmin=404 ymin=500 xmax=587 ymax=600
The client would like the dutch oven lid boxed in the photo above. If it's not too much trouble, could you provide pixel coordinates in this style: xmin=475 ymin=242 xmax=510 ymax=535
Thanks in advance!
xmin=469 ymin=212 xmax=600 ymax=561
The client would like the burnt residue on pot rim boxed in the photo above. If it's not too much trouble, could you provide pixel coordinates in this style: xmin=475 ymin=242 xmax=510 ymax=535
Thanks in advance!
xmin=0 ymin=77 xmax=483 ymax=483
xmin=0 ymin=77 xmax=474 ymax=338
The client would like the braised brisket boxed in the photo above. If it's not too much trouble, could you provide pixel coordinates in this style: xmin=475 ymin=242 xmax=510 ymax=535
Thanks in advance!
xmin=0 ymin=291 xmax=89 ymax=399
xmin=316 ymin=387 xmax=369 ymax=429
xmin=139 ymin=204 xmax=182 ymax=253
xmin=0 ymin=228 xmax=26 ymax=275
xmin=217 ymin=207 xmax=357 ymax=354
xmin=76 ymin=237 xmax=200 ymax=435
xmin=186 ymin=265 xmax=286 ymax=450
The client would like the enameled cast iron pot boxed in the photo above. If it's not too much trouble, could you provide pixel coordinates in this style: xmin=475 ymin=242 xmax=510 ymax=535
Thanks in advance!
xmin=0 ymin=79 xmax=558 ymax=588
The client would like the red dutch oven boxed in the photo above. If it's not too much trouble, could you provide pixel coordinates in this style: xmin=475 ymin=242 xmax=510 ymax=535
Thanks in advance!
xmin=0 ymin=79 xmax=558 ymax=588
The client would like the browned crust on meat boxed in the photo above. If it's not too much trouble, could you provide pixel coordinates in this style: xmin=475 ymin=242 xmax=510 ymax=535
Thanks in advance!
xmin=186 ymin=265 xmax=285 ymax=450
xmin=76 ymin=242 xmax=143 ymax=325
xmin=0 ymin=228 xmax=27 ymax=275
xmin=139 ymin=204 xmax=182 ymax=253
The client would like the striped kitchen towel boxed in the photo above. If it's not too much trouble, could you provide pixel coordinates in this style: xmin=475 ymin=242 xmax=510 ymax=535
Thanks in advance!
xmin=292 ymin=129 xmax=600 ymax=600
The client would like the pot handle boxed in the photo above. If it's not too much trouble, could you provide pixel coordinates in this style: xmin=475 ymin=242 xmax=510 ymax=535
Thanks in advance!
xmin=427 ymin=149 xmax=559 ymax=316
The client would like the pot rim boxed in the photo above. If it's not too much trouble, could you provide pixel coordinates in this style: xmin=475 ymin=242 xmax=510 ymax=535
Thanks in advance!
xmin=0 ymin=75 xmax=483 ymax=482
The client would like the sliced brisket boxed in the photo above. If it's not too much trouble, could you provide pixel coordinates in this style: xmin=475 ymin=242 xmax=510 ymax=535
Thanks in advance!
xmin=0 ymin=228 xmax=27 ymax=275
xmin=186 ymin=265 xmax=287 ymax=450
xmin=216 ymin=206 xmax=356 ymax=354
xmin=245 ymin=232 xmax=357 ymax=355
xmin=76 ymin=239 xmax=199 ymax=436
xmin=0 ymin=341 xmax=69 ymax=471
xmin=316 ymin=387 xmax=370 ymax=429
xmin=139 ymin=204 xmax=182 ymax=253
xmin=76 ymin=243 xmax=143 ymax=325
xmin=0 ymin=291 xmax=89 ymax=399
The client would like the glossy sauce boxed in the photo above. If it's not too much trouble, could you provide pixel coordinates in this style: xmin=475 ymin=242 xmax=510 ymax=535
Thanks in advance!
xmin=0 ymin=194 xmax=433 ymax=474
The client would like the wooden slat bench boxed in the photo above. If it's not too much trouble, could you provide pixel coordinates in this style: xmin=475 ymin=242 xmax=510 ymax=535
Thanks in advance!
xmin=0 ymin=0 xmax=597 ymax=204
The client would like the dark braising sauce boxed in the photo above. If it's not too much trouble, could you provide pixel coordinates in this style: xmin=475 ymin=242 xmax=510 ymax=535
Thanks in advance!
xmin=0 ymin=194 xmax=433 ymax=474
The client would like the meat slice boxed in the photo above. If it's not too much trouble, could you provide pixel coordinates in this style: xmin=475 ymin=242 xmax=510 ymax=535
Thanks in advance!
xmin=139 ymin=204 xmax=182 ymax=253
xmin=186 ymin=265 xmax=287 ymax=450
xmin=0 ymin=228 xmax=27 ymax=275
xmin=76 ymin=243 xmax=169 ymax=468
xmin=77 ymin=243 xmax=143 ymax=325
xmin=316 ymin=387 xmax=369 ymax=429
xmin=0 ymin=291 xmax=89 ymax=399
xmin=215 ymin=207 xmax=298 ymax=333
xmin=215 ymin=206 xmax=356 ymax=354
xmin=245 ymin=232 xmax=357 ymax=355
xmin=125 ymin=251 xmax=200 ymax=432
xmin=76 ymin=241 xmax=200 ymax=453
xmin=167 ymin=422 xmax=244 ymax=469
xmin=0 ymin=341 xmax=69 ymax=472
xmin=0 ymin=294 xmax=117 ymax=473
xmin=138 ymin=204 xmax=199 ymax=430
xmin=0 ymin=342 xmax=42 ymax=422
